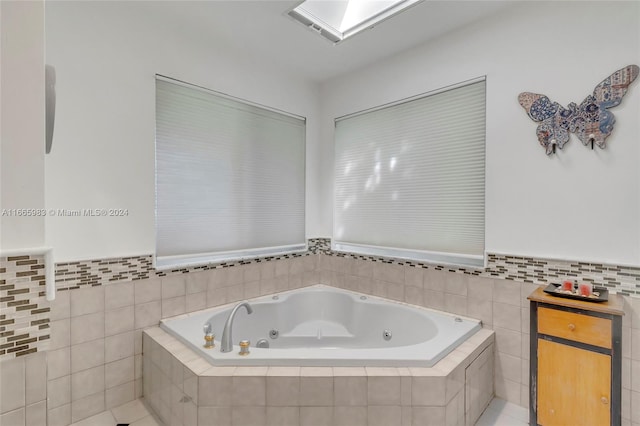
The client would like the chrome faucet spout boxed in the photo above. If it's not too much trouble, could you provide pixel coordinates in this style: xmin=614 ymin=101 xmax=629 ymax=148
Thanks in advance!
xmin=220 ymin=302 xmax=253 ymax=353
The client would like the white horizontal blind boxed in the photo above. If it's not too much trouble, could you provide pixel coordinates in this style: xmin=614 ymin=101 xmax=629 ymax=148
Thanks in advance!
xmin=333 ymin=79 xmax=485 ymax=267
xmin=155 ymin=78 xmax=306 ymax=269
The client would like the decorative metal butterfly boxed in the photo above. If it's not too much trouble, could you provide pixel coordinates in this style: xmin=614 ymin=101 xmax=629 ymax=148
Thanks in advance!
xmin=518 ymin=65 xmax=639 ymax=155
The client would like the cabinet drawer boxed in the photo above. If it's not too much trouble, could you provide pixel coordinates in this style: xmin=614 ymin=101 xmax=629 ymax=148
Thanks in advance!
xmin=538 ymin=307 xmax=611 ymax=349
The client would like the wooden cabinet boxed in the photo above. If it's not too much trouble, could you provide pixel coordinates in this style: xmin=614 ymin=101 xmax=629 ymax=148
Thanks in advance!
xmin=528 ymin=287 xmax=624 ymax=426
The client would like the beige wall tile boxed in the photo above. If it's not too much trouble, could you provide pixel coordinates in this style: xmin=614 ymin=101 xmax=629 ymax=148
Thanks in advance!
xmin=105 ymin=356 xmax=134 ymax=389
xmin=412 ymin=406 xmax=445 ymax=426
xmin=368 ymin=376 xmax=401 ymax=406
xmin=632 ymin=329 xmax=640 ymax=361
xmin=105 ymin=380 xmax=134 ymax=409
xmin=25 ymin=352 xmax=46 ymax=404
xmin=334 ymin=376 xmax=367 ymax=406
xmin=444 ymin=273 xmax=467 ymax=296
xmin=226 ymin=284 xmax=244 ymax=302
xmin=243 ymin=281 xmax=260 ymax=299
xmin=493 ymin=280 xmax=521 ymax=306
xmin=47 ymin=375 xmax=71 ymax=409
xmin=25 ymin=400 xmax=46 ymax=426
xmin=198 ymin=376 xmax=233 ymax=406
xmin=105 ymin=282 xmax=134 ymax=310
xmin=496 ymin=351 xmax=521 ymax=383
xmin=367 ymin=405 xmax=402 ymax=426
xmin=520 ymin=282 xmax=539 ymax=306
xmin=134 ymin=278 xmax=161 ymax=304
xmin=493 ymin=327 xmax=522 ymax=358
xmin=207 ymin=287 xmax=228 ymax=308
xmin=444 ymin=293 xmax=467 ymax=316
xmin=404 ymin=267 xmax=425 ymax=288
xmin=231 ymin=406 xmax=265 ymax=426
xmin=386 ymin=281 xmax=405 ymax=301
xmin=47 ymin=403 xmax=71 ymax=426
xmin=231 ymin=376 xmax=266 ymax=406
xmin=161 ymin=275 xmax=186 ymax=299
xmin=492 ymin=302 xmax=521 ymax=332
xmin=49 ymin=290 xmax=70 ymax=321
xmin=71 ymin=339 xmax=105 ymax=373
xmin=71 ymin=391 xmax=104 ymax=424
xmin=0 ymin=407 xmax=24 ymax=426
xmin=0 ymin=357 xmax=25 ymax=414
xmin=412 ymin=376 xmax=445 ymax=406
xmin=186 ymin=271 xmax=209 ymax=294
xmin=198 ymin=406 xmax=231 ymax=426
xmin=185 ymin=292 xmax=207 ymax=313
xmin=404 ymin=285 xmax=424 ymax=307
xmin=467 ymin=276 xmax=494 ymax=301
xmin=631 ymin=390 xmax=640 ymax=423
xmin=70 ymin=312 xmax=104 ymax=345
xmin=266 ymin=406 xmax=299 ymax=426
xmin=48 ymin=347 xmax=71 ymax=380
xmin=161 ymin=296 xmax=186 ymax=318
xmin=266 ymin=376 xmax=300 ymax=407
xmin=134 ymin=300 xmax=161 ymax=329
xmin=105 ymin=331 xmax=134 ymax=363
xmin=70 ymin=286 xmax=104 ymax=317
xmin=467 ymin=298 xmax=492 ymax=326
xmin=49 ymin=318 xmax=71 ymax=350
xmin=334 ymin=406 xmax=367 ymax=426
xmin=495 ymin=375 xmax=520 ymax=405
xmin=300 ymin=406 xmax=333 ymax=426
xmin=300 ymin=376 xmax=333 ymax=406
xmin=373 ymin=262 xmax=404 ymax=285
xmin=424 ymin=289 xmax=444 ymax=310
xmin=105 ymin=305 xmax=134 ymax=336
xmin=71 ymin=365 xmax=104 ymax=400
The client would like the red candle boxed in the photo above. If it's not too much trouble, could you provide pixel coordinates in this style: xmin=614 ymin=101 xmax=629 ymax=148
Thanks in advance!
xmin=562 ymin=280 xmax=573 ymax=291
xmin=578 ymin=282 xmax=592 ymax=297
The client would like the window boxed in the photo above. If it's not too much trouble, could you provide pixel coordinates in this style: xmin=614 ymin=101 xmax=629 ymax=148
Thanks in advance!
xmin=155 ymin=77 xmax=306 ymax=270
xmin=288 ymin=0 xmax=421 ymax=43
xmin=333 ymin=78 xmax=486 ymax=268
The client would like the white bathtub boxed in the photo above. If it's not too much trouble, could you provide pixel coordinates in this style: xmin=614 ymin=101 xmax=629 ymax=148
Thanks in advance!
xmin=160 ymin=284 xmax=481 ymax=367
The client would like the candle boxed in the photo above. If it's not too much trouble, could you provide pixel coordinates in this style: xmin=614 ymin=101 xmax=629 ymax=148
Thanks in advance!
xmin=578 ymin=282 xmax=593 ymax=297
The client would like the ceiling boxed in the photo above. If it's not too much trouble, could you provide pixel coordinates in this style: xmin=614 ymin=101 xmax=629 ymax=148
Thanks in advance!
xmin=139 ymin=1 xmax=515 ymax=83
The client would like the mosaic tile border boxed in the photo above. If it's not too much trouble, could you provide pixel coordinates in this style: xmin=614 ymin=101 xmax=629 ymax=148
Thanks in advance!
xmin=54 ymin=238 xmax=328 ymax=291
xmin=53 ymin=238 xmax=640 ymax=296
xmin=0 ymin=255 xmax=51 ymax=360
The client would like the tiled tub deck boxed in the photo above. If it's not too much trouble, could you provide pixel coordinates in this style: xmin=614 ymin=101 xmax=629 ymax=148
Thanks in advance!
xmin=142 ymin=326 xmax=494 ymax=426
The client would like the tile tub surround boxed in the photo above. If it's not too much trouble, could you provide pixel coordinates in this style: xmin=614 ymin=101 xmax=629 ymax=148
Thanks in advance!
xmin=45 ymin=254 xmax=320 ymax=425
xmin=142 ymin=326 xmax=495 ymax=426
xmin=0 ymin=254 xmax=50 ymax=360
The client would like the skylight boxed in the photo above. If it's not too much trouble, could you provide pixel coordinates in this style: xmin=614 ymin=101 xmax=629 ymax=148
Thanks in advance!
xmin=289 ymin=0 xmax=421 ymax=43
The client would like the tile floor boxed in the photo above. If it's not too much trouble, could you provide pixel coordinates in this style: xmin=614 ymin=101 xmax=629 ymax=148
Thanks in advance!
xmin=475 ymin=398 xmax=529 ymax=426
xmin=70 ymin=397 xmax=527 ymax=426
xmin=68 ymin=399 xmax=161 ymax=426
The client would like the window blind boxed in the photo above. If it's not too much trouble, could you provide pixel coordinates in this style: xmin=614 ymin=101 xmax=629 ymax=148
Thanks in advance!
xmin=333 ymin=79 xmax=485 ymax=267
xmin=155 ymin=77 xmax=306 ymax=270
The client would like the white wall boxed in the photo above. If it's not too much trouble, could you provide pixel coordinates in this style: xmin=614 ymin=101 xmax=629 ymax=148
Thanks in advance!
xmin=1 ymin=1 xmax=45 ymax=251
xmin=319 ymin=1 xmax=640 ymax=265
xmin=45 ymin=2 xmax=322 ymax=262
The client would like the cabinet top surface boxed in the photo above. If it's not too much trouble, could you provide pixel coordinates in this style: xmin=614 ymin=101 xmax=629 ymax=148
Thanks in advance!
xmin=528 ymin=286 xmax=625 ymax=316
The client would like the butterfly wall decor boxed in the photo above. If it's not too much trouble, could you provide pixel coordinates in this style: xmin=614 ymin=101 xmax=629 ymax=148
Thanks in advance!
xmin=518 ymin=64 xmax=639 ymax=155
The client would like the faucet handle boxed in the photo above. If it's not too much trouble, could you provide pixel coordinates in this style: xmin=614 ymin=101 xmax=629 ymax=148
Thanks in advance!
xmin=203 ymin=322 xmax=212 ymax=335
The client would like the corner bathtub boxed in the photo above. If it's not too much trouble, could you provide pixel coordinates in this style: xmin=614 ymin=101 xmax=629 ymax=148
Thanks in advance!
xmin=160 ymin=284 xmax=481 ymax=367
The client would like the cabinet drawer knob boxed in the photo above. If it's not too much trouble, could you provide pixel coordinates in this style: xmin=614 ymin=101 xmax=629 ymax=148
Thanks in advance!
xmin=601 ymin=396 xmax=609 ymax=405
xmin=568 ymin=323 xmax=576 ymax=331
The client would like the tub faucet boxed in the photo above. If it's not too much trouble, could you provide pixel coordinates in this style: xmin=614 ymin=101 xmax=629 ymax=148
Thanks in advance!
xmin=220 ymin=302 xmax=253 ymax=353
